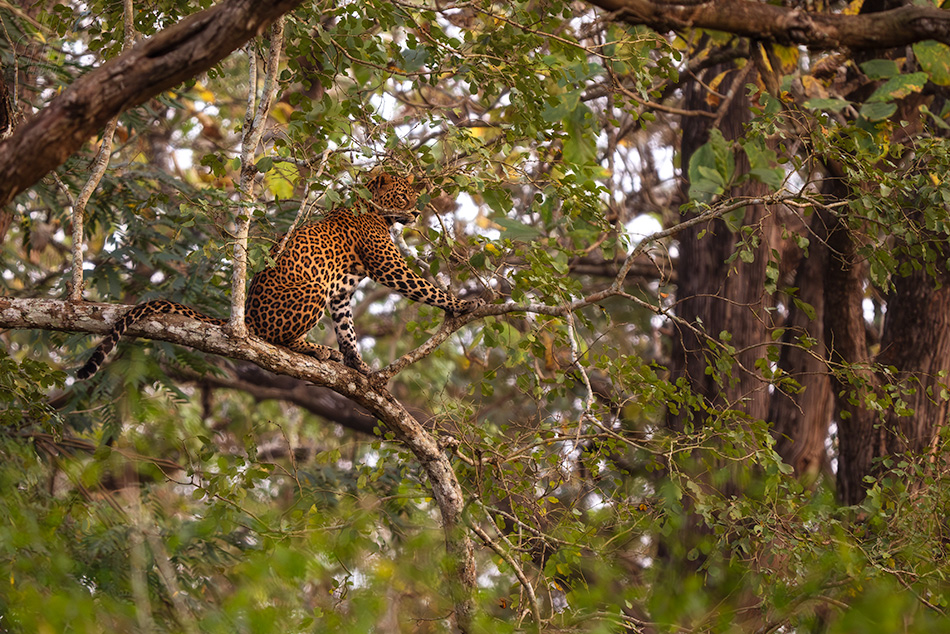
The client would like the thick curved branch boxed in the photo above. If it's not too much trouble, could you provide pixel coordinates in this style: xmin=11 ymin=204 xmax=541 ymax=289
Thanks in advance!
xmin=0 ymin=296 xmax=475 ymax=633
xmin=0 ymin=0 xmax=304 ymax=208
xmin=590 ymin=0 xmax=950 ymax=50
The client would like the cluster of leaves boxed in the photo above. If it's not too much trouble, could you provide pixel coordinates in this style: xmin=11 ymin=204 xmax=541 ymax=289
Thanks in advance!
xmin=5 ymin=347 xmax=950 ymax=632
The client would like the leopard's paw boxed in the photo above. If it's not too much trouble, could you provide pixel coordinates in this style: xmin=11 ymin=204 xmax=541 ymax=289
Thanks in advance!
xmin=448 ymin=297 xmax=486 ymax=317
xmin=343 ymin=352 xmax=372 ymax=375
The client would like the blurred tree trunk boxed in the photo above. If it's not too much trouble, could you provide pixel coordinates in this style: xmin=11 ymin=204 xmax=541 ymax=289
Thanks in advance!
xmin=817 ymin=180 xmax=884 ymax=504
xmin=671 ymin=60 xmax=775 ymax=429
xmin=822 ymin=188 xmax=950 ymax=504
xmin=878 ymin=255 xmax=950 ymax=458
xmin=768 ymin=215 xmax=833 ymax=479
xmin=821 ymin=0 xmax=950 ymax=501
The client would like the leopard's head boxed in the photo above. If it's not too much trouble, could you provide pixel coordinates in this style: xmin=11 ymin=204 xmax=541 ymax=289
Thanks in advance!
xmin=366 ymin=170 xmax=421 ymax=223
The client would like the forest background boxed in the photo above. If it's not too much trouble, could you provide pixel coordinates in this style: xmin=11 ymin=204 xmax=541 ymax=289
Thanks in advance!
xmin=3 ymin=0 xmax=950 ymax=631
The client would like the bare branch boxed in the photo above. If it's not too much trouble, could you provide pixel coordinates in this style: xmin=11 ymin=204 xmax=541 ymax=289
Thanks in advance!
xmin=69 ymin=0 xmax=136 ymax=302
xmin=374 ymin=193 xmax=794 ymax=381
xmin=374 ymin=313 xmax=467 ymax=382
xmin=275 ymin=147 xmax=334 ymax=257
xmin=469 ymin=522 xmax=542 ymax=633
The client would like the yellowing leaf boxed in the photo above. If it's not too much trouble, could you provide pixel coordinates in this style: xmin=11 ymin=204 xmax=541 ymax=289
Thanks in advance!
xmin=771 ymin=44 xmax=800 ymax=72
xmin=914 ymin=41 xmax=950 ymax=86
xmin=271 ymin=102 xmax=294 ymax=124
xmin=801 ymin=75 xmax=828 ymax=99
xmin=265 ymin=159 xmax=298 ymax=199
xmin=867 ymin=72 xmax=928 ymax=103
xmin=706 ymin=70 xmax=732 ymax=107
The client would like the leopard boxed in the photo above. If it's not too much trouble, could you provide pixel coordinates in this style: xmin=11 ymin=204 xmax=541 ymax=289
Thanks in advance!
xmin=76 ymin=170 xmax=484 ymax=379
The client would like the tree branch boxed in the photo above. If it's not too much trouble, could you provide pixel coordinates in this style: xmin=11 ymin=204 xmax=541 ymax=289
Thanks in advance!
xmin=589 ymin=0 xmax=950 ymax=50
xmin=374 ymin=193 xmax=795 ymax=380
xmin=0 ymin=0 xmax=304 ymax=208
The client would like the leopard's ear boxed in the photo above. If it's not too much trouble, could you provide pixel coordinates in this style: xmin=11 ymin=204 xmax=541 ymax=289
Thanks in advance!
xmin=366 ymin=167 xmax=386 ymax=193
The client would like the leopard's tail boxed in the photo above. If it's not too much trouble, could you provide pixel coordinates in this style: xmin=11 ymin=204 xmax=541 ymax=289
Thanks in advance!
xmin=76 ymin=299 xmax=224 ymax=379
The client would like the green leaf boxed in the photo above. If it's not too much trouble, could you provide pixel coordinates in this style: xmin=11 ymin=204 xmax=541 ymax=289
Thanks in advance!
xmin=494 ymin=217 xmax=542 ymax=242
xmin=861 ymin=59 xmax=901 ymax=80
xmin=859 ymin=101 xmax=898 ymax=121
xmin=920 ymin=104 xmax=950 ymax=130
xmin=697 ymin=165 xmax=725 ymax=186
xmin=803 ymin=98 xmax=851 ymax=112
xmin=792 ymin=297 xmax=817 ymax=321
xmin=688 ymin=130 xmax=735 ymax=202
xmin=563 ymin=104 xmax=598 ymax=165
xmin=914 ymin=41 xmax=950 ymax=86
xmin=255 ymin=156 xmax=274 ymax=173
xmin=750 ymin=167 xmax=786 ymax=189
xmin=541 ymin=89 xmax=581 ymax=122
xmin=743 ymin=138 xmax=785 ymax=189
xmin=866 ymin=72 xmax=928 ymax=103
xmin=482 ymin=186 xmax=513 ymax=215
xmin=264 ymin=160 xmax=298 ymax=199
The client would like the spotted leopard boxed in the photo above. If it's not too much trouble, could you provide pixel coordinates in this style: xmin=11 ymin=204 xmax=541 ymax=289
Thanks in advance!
xmin=76 ymin=171 xmax=484 ymax=379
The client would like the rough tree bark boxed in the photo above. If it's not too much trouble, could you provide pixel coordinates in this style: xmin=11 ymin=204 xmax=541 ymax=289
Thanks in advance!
xmin=877 ymin=257 xmax=950 ymax=463
xmin=768 ymin=214 xmax=833 ymax=479
xmin=819 ymin=188 xmax=950 ymax=505
xmin=818 ymin=0 xmax=950 ymax=502
xmin=817 ymin=185 xmax=884 ymax=505
xmin=588 ymin=0 xmax=950 ymax=50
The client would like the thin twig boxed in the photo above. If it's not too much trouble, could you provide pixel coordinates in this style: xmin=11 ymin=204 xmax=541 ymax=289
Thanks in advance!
xmin=377 ymin=190 xmax=799 ymax=378
xmin=468 ymin=521 xmax=542 ymax=633
xmin=565 ymin=310 xmax=597 ymax=446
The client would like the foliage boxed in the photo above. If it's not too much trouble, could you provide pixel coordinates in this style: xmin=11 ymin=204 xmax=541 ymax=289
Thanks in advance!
xmin=4 ymin=0 xmax=950 ymax=632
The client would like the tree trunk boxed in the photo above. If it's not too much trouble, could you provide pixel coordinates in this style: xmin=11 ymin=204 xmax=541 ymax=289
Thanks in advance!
xmin=877 ymin=251 xmax=950 ymax=470
xmin=818 ymin=194 xmax=884 ymax=504
xmin=672 ymin=63 xmax=775 ymax=427
xmin=769 ymin=214 xmax=833 ymax=479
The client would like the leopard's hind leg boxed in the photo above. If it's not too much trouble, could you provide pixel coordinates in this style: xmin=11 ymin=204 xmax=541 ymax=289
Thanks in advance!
xmin=246 ymin=272 xmax=349 ymax=366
